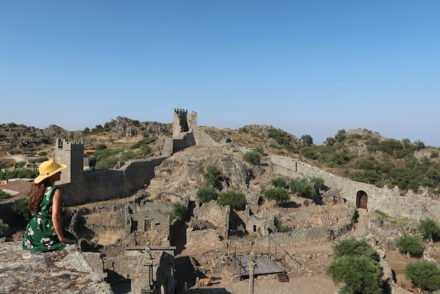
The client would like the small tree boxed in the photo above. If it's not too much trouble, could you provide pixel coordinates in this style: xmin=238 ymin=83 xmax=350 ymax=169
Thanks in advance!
xmin=271 ymin=177 xmax=288 ymax=188
xmin=327 ymin=256 xmax=382 ymax=294
xmin=169 ymin=202 xmax=187 ymax=223
xmin=396 ymin=234 xmax=424 ymax=257
xmin=263 ymin=188 xmax=290 ymax=205
xmin=301 ymin=134 xmax=314 ymax=146
xmin=203 ymin=165 xmax=224 ymax=190
xmin=219 ymin=191 xmax=247 ymax=210
xmin=311 ymin=177 xmax=325 ymax=191
xmin=244 ymin=151 xmax=261 ymax=165
xmin=418 ymin=218 xmax=440 ymax=242
xmin=334 ymin=238 xmax=376 ymax=259
xmin=290 ymin=178 xmax=315 ymax=199
xmin=96 ymin=144 xmax=107 ymax=150
xmin=197 ymin=186 xmax=219 ymax=203
xmin=405 ymin=260 xmax=440 ymax=292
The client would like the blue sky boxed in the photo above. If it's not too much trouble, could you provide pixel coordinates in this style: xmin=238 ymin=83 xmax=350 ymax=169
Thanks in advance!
xmin=1 ymin=1 xmax=439 ymax=146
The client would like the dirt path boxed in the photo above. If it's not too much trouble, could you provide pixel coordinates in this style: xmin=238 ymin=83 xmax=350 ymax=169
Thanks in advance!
xmin=385 ymin=250 xmax=419 ymax=291
xmin=189 ymin=274 xmax=338 ymax=294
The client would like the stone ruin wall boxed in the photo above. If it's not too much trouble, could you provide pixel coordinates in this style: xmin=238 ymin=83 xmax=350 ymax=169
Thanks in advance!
xmin=60 ymin=156 xmax=167 ymax=206
xmin=270 ymin=155 xmax=440 ymax=220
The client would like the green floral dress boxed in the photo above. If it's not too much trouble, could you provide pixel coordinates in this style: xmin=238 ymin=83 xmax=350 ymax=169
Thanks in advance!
xmin=22 ymin=185 xmax=77 ymax=252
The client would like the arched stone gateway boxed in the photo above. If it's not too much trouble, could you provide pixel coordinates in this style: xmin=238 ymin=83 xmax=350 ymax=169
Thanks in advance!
xmin=356 ymin=191 xmax=368 ymax=209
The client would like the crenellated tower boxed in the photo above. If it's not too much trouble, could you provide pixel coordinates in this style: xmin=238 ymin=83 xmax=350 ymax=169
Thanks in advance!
xmin=54 ymin=139 xmax=84 ymax=184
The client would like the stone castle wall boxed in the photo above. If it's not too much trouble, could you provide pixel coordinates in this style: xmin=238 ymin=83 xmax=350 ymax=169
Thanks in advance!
xmin=60 ymin=156 xmax=167 ymax=206
xmin=270 ymin=155 xmax=440 ymax=220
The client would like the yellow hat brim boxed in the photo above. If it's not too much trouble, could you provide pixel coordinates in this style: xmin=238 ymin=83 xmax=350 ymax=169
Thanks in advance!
xmin=34 ymin=164 xmax=67 ymax=184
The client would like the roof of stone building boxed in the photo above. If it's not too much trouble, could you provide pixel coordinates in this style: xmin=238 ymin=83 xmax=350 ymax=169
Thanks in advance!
xmin=0 ymin=242 xmax=111 ymax=294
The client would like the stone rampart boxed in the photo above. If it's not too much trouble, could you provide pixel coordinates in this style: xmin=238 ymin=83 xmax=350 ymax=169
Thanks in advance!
xmin=270 ymin=155 xmax=440 ymax=220
xmin=61 ymin=156 xmax=167 ymax=206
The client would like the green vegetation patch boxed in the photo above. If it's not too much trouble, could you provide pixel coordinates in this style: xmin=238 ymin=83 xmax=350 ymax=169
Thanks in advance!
xmin=327 ymin=238 xmax=382 ymax=294
xmin=396 ymin=234 xmax=424 ymax=257
xmin=169 ymin=202 xmax=187 ymax=223
xmin=263 ymin=188 xmax=290 ymax=205
xmin=197 ymin=186 xmax=219 ymax=204
xmin=218 ymin=190 xmax=247 ymax=210
xmin=405 ymin=260 xmax=440 ymax=292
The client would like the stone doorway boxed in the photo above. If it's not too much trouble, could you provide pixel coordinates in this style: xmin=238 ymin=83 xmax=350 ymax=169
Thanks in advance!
xmin=356 ymin=191 xmax=368 ymax=209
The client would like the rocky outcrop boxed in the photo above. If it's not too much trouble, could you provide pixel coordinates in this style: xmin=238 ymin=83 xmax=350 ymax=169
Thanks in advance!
xmin=0 ymin=242 xmax=111 ymax=294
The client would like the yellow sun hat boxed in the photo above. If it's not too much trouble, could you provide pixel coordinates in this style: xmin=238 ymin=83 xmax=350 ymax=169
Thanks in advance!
xmin=34 ymin=159 xmax=67 ymax=184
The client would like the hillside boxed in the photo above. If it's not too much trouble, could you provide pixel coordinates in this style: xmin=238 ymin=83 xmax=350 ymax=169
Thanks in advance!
xmin=1 ymin=118 xmax=440 ymax=196
xmin=0 ymin=117 xmax=171 ymax=172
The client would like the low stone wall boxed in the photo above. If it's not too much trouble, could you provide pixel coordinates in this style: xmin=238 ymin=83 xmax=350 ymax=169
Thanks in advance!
xmin=61 ymin=156 xmax=167 ymax=206
xmin=270 ymin=155 xmax=440 ymax=220
xmin=186 ymin=229 xmax=223 ymax=250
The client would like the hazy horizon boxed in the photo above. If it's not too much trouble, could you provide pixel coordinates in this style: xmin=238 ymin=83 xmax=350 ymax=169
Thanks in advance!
xmin=1 ymin=1 xmax=439 ymax=146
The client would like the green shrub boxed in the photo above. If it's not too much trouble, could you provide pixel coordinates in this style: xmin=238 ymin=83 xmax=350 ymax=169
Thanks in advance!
xmin=311 ymin=177 xmax=325 ymax=191
xmin=431 ymin=151 xmax=439 ymax=159
xmin=396 ymin=234 xmax=424 ymax=257
xmin=219 ymin=191 xmax=247 ymax=210
xmin=290 ymin=178 xmax=314 ymax=199
xmin=121 ymin=150 xmax=136 ymax=161
xmin=169 ymin=202 xmax=187 ymax=223
xmin=418 ymin=218 xmax=440 ymax=242
xmin=333 ymin=238 xmax=376 ymax=259
xmin=96 ymin=157 xmax=119 ymax=169
xmin=0 ymin=189 xmax=12 ymax=199
xmin=263 ymin=188 xmax=290 ymax=205
xmin=405 ymin=260 xmax=440 ymax=292
xmin=253 ymin=147 xmax=265 ymax=155
xmin=130 ymin=137 xmax=156 ymax=149
xmin=301 ymin=134 xmax=313 ymax=145
xmin=15 ymin=161 xmax=26 ymax=168
xmin=96 ymin=144 xmax=107 ymax=150
xmin=203 ymin=165 xmax=224 ymax=190
xmin=0 ymin=169 xmax=38 ymax=180
xmin=271 ymin=177 xmax=288 ymax=188
xmin=12 ymin=198 xmax=31 ymax=221
xmin=0 ymin=219 xmax=8 ymax=238
xmin=327 ymin=256 xmax=382 ymax=294
xmin=243 ymin=151 xmax=261 ymax=165
xmin=197 ymin=186 xmax=219 ymax=203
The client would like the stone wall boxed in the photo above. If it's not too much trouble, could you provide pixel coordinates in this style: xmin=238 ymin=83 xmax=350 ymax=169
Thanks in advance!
xmin=270 ymin=155 xmax=440 ymax=220
xmin=60 ymin=156 xmax=167 ymax=206
xmin=197 ymin=201 xmax=229 ymax=229
xmin=186 ymin=229 xmax=224 ymax=250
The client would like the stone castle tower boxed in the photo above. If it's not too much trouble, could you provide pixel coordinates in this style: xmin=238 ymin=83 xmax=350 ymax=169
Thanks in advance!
xmin=172 ymin=108 xmax=197 ymax=139
xmin=54 ymin=139 xmax=84 ymax=184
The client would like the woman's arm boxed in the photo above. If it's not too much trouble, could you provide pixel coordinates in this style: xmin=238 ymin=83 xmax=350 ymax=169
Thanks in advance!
xmin=51 ymin=189 xmax=72 ymax=244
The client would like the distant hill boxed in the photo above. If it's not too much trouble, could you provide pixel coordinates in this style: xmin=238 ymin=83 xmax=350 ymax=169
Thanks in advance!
xmin=0 ymin=117 xmax=171 ymax=170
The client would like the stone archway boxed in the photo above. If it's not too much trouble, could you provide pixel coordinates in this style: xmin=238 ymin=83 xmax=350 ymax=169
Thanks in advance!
xmin=356 ymin=191 xmax=368 ymax=209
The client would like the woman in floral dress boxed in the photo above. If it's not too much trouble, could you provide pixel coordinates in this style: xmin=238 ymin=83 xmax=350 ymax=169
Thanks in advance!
xmin=23 ymin=159 xmax=77 ymax=252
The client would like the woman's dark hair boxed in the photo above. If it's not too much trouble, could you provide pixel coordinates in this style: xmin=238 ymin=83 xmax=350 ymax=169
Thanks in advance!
xmin=28 ymin=179 xmax=50 ymax=212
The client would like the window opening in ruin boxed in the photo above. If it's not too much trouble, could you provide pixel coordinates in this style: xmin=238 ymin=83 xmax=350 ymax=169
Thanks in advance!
xmin=58 ymin=140 xmax=63 ymax=149
xmin=253 ymin=225 xmax=257 ymax=232
xmin=356 ymin=191 xmax=368 ymax=209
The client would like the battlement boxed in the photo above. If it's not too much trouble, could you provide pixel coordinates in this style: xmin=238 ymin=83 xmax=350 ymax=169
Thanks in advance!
xmin=56 ymin=138 xmax=84 ymax=151
xmin=172 ymin=108 xmax=197 ymax=139
xmin=55 ymin=138 xmax=84 ymax=184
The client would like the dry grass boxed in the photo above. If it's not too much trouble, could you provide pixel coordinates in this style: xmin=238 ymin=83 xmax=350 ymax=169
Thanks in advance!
xmin=92 ymin=230 xmax=125 ymax=246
